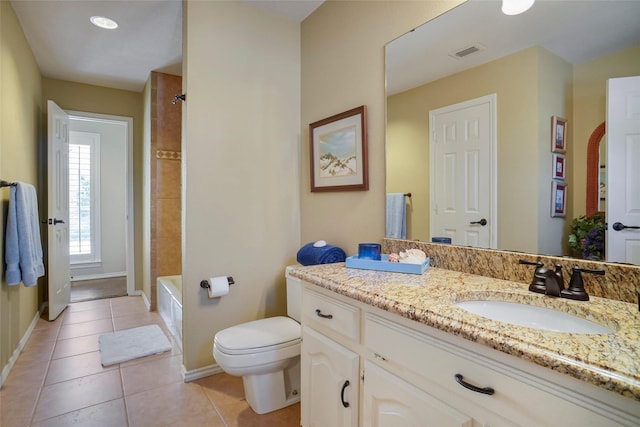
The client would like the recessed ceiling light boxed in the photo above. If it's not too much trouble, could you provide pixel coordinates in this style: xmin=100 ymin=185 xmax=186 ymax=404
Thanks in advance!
xmin=502 ymin=0 xmax=535 ymax=15
xmin=90 ymin=16 xmax=118 ymax=30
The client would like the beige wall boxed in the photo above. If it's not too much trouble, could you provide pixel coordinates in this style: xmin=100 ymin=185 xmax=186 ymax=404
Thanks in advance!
xmin=42 ymin=78 xmax=144 ymax=295
xmin=572 ymin=45 xmax=640 ymax=219
xmin=300 ymin=1 xmax=464 ymax=256
xmin=0 ymin=0 xmax=44 ymax=379
xmin=183 ymin=1 xmax=301 ymax=370
xmin=535 ymin=47 xmax=572 ymax=256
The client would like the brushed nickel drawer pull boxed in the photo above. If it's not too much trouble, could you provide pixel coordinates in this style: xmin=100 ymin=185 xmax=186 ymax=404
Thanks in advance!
xmin=454 ymin=374 xmax=495 ymax=395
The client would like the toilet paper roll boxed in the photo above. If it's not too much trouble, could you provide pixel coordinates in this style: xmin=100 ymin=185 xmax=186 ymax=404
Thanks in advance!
xmin=208 ymin=276 xmax=230 ymax=298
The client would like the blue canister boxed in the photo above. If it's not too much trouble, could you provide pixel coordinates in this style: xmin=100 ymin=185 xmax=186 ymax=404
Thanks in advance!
xmin=358 ymin=243 xmax=381 ymax=260
xmin=432 ymin=237 xmax=452 ymax=244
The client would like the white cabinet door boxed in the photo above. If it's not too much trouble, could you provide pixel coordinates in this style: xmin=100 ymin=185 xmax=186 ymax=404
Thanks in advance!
xmin=363 ymin=361 xmax=473 ymax=427
xmin=301 ymin=326 xmax=359 ymax=427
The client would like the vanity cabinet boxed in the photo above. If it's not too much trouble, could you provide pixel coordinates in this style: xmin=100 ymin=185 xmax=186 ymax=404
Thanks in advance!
xmin=300 ymin=281 xmax=637 ymax=427
xmin=362 ymin=360 xmax=472 ymax=427
xmin=301 ymin=288 xmax=361 ymax=427
xmin=301 ymin=327 xmax=359 ymax=427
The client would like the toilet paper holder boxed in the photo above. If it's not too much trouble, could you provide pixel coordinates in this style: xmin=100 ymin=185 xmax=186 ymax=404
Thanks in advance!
xmin=200 ymin=277 xmax=235 ymax=289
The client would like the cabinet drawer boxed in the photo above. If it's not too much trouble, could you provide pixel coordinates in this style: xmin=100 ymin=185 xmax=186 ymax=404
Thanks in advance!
xmin=364 ymin=313 xmax=618 ymax=426
xmin=302 ymin=288 xmax=360 ymax=341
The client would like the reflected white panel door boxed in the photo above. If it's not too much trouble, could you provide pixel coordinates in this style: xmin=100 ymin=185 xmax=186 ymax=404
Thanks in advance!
xmin=47 ymin=100 xmax=71 ymax=320
xmin=607 ymin=76 xmax=640 ymax=264
xmin=430 ymin=95 xmax=497 ymax=248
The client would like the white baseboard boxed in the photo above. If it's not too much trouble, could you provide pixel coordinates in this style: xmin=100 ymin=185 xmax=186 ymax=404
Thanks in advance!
xmin=70 ymin=271 xmax=126 ymax=282
xmin=140 ymin=290 xmax=150 ymax=310
xmin=0 ymin=303 xmax=46 ymax=387
xmin=183 ymin=363 xmax=224 ymax=382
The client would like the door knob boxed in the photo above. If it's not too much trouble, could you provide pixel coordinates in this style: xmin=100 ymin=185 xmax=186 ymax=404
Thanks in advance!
xmin=48 ymin=218 xmax=65 ymax=225
xmin=470 ymin=218 xmax=487 ymax=226
xmin=612 ymin=222 xmax=640 ymax=231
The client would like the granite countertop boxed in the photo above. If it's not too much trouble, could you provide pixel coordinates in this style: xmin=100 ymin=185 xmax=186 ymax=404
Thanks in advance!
xmin=289 ymin=263 xmax=640 ymax=401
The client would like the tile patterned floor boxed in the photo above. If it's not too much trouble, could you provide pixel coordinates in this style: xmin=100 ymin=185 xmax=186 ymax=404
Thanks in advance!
xmin=0 ymin=296 xmax=301 ymax=426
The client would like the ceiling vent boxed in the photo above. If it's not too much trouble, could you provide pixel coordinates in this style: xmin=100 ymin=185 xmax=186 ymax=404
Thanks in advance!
xmin=449 ymin=43 xmax=486 ymax=60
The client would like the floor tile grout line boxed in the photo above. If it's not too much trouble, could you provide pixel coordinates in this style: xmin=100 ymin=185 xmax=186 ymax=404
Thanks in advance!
xmin=204 ymin=387 xmax=231 ymax=427
xmin=112 ymin=299 xmax=131 ymax=426
xmin=27 ymin=309 xmax=65 ymax=426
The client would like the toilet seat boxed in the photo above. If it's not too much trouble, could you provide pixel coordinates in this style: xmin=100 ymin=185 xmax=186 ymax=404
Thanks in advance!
xmin=215 ymin=316 xmax=301 ymax=356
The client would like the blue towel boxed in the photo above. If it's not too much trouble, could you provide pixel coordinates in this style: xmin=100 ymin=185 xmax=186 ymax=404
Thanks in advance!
xmin=386 ymin=193 xmax=406 ymax=239
xmin=5 ymin=183 xmax=45 ymax=286
xmin=296 ymin=242 xmax=346 ymax=266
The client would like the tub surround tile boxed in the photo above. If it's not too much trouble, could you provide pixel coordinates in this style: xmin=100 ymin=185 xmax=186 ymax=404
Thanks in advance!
xmin=156 ymin=198 xmax=182 ymax=239
xmin=289 ymin=261 xmax=640 ymax=402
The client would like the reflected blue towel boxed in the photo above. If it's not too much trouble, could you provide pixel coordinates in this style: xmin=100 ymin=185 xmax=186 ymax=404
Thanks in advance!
xmin=5 ymin=183 xmax=45 ymax=286
xmin=386 ymin=193 xmax=406 ymax=239
xmin=296 ymin=242 xmax=346 ymax=266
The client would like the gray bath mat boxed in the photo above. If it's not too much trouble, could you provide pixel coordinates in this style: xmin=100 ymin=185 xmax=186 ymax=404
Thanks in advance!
xmin=98 ymin=324 xmax=172 ymax=366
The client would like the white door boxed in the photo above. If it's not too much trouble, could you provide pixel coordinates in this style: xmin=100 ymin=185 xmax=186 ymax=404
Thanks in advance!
xmin=607 ymin=76 xmax=640 ymax=264
xmin=301 ymin=327 xmax=359 ymax=427
xmin=430 ymin=95 xmax=497 ymax=248
xmin=362 ymin=361 xmax=473 ymax=427
xmin=47 ymin=101 xmax=71 ymax=320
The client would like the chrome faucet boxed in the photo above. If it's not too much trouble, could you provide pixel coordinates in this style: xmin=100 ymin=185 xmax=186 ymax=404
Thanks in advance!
xmin=538 ymin=264 xmax=564 ymax=297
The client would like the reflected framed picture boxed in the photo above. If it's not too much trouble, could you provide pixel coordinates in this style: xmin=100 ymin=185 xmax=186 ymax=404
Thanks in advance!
xmin=552 ymin=153 xmax=565 ymax=180
xmin=551 ymin=180 xmax=567 ymax=217
xmin=309 ymin=105 xmax=368 ymax=192
xmin=551 ymin=116 xmax=567 ymax=153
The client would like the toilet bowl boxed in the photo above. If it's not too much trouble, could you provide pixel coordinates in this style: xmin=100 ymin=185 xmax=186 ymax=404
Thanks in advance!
xmin=212 ymin=267 xmax=302 ymax=415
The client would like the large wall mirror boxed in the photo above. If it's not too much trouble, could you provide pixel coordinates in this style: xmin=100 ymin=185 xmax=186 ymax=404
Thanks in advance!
xmin=385 ymin=0 xmax=640 ymax=263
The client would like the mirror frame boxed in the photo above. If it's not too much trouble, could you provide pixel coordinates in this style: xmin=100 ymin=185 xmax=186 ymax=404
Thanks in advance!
xmin=586 ymin=121 xmax=606 ymax=217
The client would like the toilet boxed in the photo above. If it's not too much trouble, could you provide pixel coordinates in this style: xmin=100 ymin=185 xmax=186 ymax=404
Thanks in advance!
xmin=213 ymin=266 xmax=302 ymax=414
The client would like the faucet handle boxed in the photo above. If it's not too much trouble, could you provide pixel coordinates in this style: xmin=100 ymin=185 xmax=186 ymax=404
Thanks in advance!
xmin=553 ymin=264 xmax=565 ymax=290
xmin=561 ymin=266 xmax=605 ymax=301
xmin=519 ymin=259 xmax=545 ymax=293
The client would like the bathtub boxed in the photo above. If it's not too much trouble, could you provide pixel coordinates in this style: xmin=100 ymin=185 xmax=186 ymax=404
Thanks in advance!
xmin=157 ymin=275 xmax=182 ymax=349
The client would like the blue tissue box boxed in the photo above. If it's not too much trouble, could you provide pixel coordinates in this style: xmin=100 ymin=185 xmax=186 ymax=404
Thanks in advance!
xmin=345 ymin=254 xmax=430 ymax=274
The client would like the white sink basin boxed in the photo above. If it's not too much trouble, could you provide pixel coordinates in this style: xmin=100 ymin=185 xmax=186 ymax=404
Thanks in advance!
xmin=455 ymin=300 xmax=613 ymax=334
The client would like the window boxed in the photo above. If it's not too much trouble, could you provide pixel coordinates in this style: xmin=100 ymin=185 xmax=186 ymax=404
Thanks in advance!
xmin=69 ymin=131 xmax=101 ymax=264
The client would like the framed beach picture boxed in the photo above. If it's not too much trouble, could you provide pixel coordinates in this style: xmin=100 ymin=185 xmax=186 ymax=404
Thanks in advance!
xmin=309 ymin=105 xmax=368 ymax=192
xmin=551 ymin=180 xmax=567 ymax=217
xmin=552 ymin=153 xmax=565 ymax=180
xmin=551 ymin=116 xmax=567 ymax=153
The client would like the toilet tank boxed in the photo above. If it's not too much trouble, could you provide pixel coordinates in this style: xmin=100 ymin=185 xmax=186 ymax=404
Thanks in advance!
xmin=285 ymin=266 xmax=302 ymax=322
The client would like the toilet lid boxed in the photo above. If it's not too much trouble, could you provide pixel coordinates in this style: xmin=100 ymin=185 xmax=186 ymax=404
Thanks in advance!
xmin=215 ymin=316 xmax=301 ymax=355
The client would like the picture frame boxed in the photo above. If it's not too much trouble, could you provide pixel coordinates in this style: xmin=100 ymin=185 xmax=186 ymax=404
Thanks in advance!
xmin=552 ymin=153 xmax=565 ymax=180
xmin=551 ymin=180 xmax=567 ymax=217
xmin=551 ymin=116 xmax=567 ymax=153
xmin=309 ymin=105 xmax=368 ymax=192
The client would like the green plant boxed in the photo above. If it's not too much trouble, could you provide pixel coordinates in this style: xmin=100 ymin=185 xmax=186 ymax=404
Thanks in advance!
xmin=568 ymin=213 xmax=605 ymax=259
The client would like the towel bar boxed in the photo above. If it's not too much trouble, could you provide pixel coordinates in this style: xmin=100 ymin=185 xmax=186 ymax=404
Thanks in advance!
xmin=0 ymin=179 xmax=17 ymax=188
